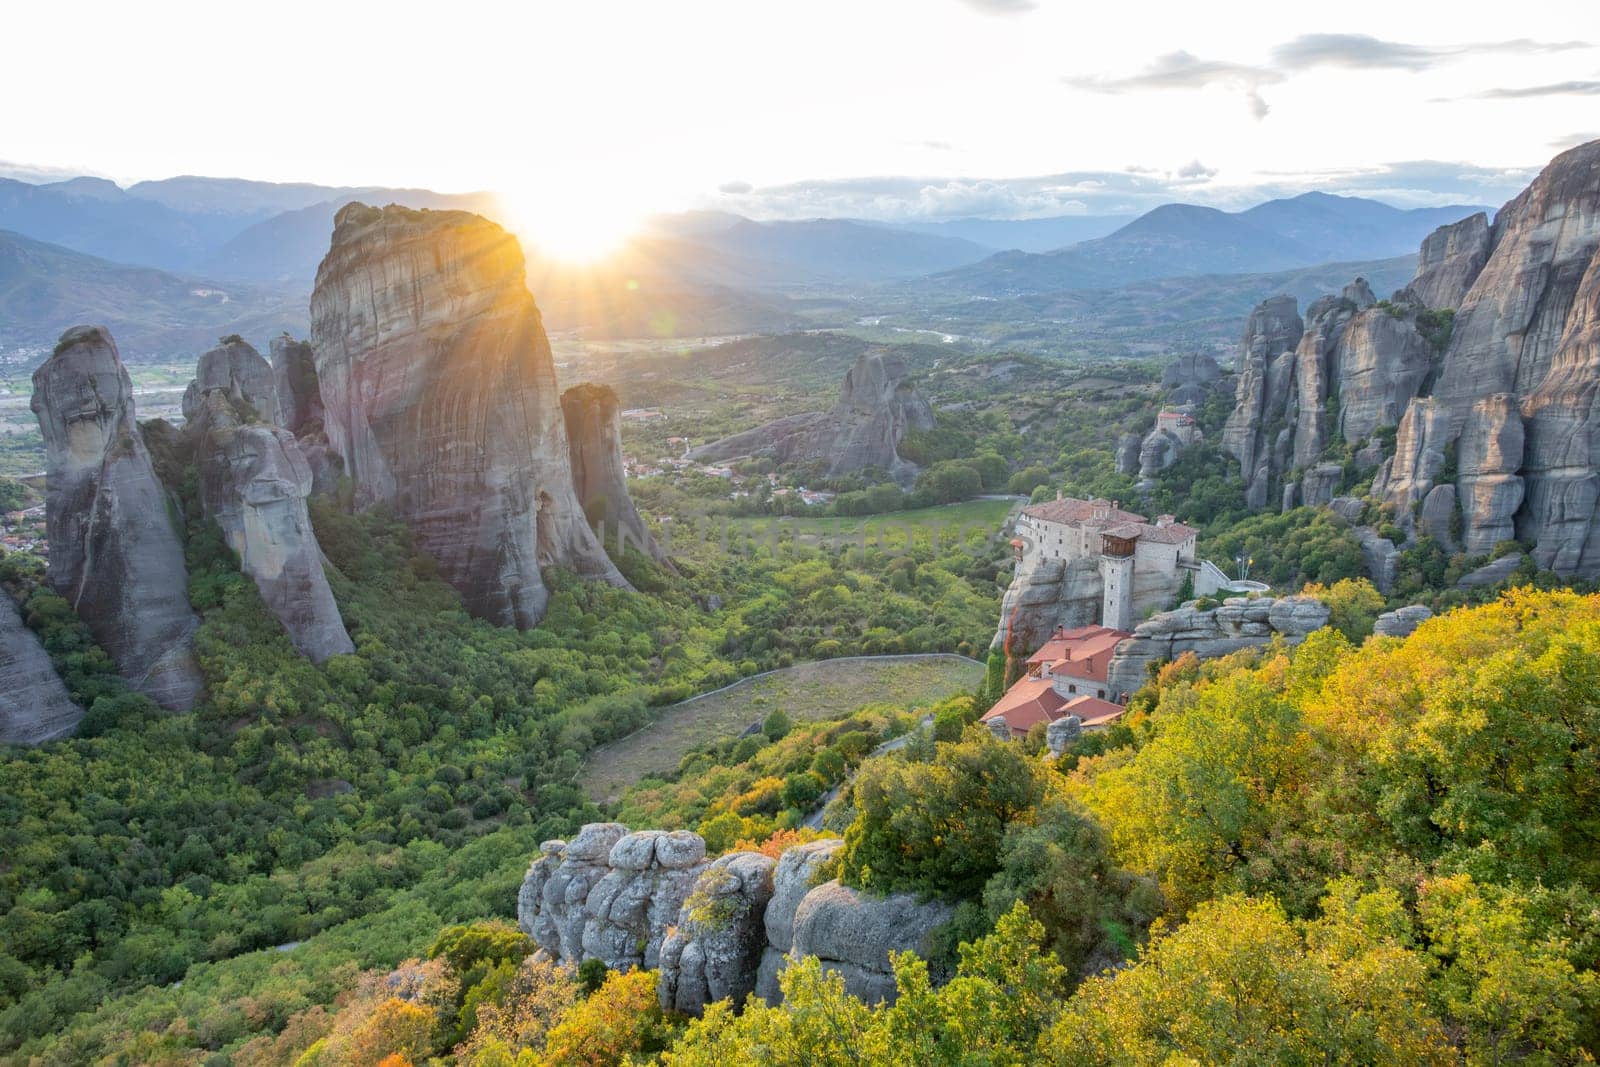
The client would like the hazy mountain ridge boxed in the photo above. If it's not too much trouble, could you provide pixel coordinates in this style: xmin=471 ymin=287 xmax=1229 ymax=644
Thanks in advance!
xmin=931 ymin=193 xmax=1490 ymax=295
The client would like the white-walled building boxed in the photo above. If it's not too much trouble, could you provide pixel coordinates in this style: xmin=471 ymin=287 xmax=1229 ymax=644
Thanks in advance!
xmin=1016 ymin=495 xmax=1198 ymax=629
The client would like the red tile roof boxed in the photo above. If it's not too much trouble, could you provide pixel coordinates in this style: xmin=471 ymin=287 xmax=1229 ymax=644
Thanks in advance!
xmin=1026 ymin=625 xmax=1131 ymax=684
xmin=980 ymin=676 xmax=1068 ymax=739
xmin=1062 ymin=694 xmax=1127 ymax=728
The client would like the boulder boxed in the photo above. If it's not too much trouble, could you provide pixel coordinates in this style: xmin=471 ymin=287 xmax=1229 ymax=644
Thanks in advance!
xmin=1355 ymin=526 xmax=1400 ymax=593
xmin=31 ymin=326 xmax=203 ymax=710
xmin=309 ymin=203 xmax=628 ymax=629
xmin=187 ymin=391 xmax=353 ymax=662
xmin=1456 ymin=552 xmax=1529 ymax=590
xmin=1373 ymin=604 xmax=1433 ymax=638
xmin=1046 ymin=715 xmax=1083 ymax=756
xmin=1137 ymin=428 xmax=1179 ymax=479
xmin=788 ymin=880 xmax=954 ymax=1005
xmin=0 ymin=593 xmax=84 ymax=745
xmin=1299 ymin=463 xmax=1343 ymax=510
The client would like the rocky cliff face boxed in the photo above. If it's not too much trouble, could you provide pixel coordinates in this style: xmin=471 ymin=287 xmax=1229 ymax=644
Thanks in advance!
xmin=309 ymin=203 xmax=627 ymax=627
xmin=1104 ymin=594 xmax=1330 ymax=697
xmin=1410 ymin=213 xmax=1490 ymax=310
xmin=31 ymin=326 xmax=203 ymax=710
xmin=517 ymin=824 xmax=952 ymax=1014
xmin=1378 ymin=140 xmax=1600 ymax=572
xmin=1219 ymin=141 xmax=1600 ymax=573
xmin=991 ymin=553 xmax=1180 ymax=655
xmin=187 ymin=384 xmax=354 ymax=663
xmin=0 ymin=594 xmax=84 ymax=745
xmin=560 ymin=383 xmax=666 ymax=563
xmin=686 ymin=351 xmax=935 ymax=485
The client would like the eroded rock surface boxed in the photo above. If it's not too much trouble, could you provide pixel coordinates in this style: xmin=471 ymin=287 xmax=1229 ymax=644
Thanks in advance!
xmin=790 ymin=880 xmax=954 ymax=1005
xmin=687 ymin=351 xmax=935 ymax=485
xmin=1411 ymin=213 xmax=1491 ymax=310
xmin=187 ymin=389 xmax=353 ymax=662
xmin=756 ymin=838 xmax=843 ymax=1004
xmin=310 ymin=203 xmax=627 ymax=627
xmin=659 ymin=852 xmax=777 ymax=1014
xmin=561 ymin=383 xmax=666 ymax=563
xmin=518 ymin=825 xmax=709 ymax=973
xmin=31 ymin=326 xmax=203 ymax=710
xmin=182 ymin=335 xmax=279 ymax=423
xmin=0 ymin=594 xmax=83 ymax=745
xmin=270 ymin=334 xmax=323 ymax=434
xmin=1374 ymin=604 xmax=1433 ymax=638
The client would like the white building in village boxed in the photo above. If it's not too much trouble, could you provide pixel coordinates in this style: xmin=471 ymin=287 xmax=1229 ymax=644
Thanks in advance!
xmin=1015 ymin=495 xmax=1199 ymax=630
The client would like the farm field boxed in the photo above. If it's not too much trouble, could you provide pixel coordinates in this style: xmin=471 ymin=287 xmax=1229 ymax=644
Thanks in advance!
xmin=582 ymin=653 xmax=984 ymax=803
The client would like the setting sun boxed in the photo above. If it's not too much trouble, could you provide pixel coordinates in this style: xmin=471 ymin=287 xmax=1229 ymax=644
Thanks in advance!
xmin=499 ymin=183 xmax=643 ymax=264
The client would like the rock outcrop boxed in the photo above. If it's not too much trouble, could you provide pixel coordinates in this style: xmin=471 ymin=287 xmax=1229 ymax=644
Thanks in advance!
xmin=1161 ymin=352 xmax=1225 ymax=406
xmin=756 ymin=838 xmax=843 ymax=1004
xmin=789 ymin=880 xmax=954 ymax=1005
xmin=270 ymin=333 xmax=323 ymax=434
xmin=309 ymin=203 xmax=627 ymax=627
xmin=517 ymin=826 xmax=955 ymax=1015
xmin=182 ymin=335 xmax=279 ymax=423
xmin=1115 ymin=433 xmax=1141 ymax=475
xmin=1105 ymin=594 xmax=1330 ymax=697
xmin=560 ymin=383 xmax=666 ymax=563
xmin=687 ymin=351 xmax=935 ymax=486
xmin=659 ymin=851 xmax=778 ymax=1014
xmin=991 ymin=551 xmax=1179 ymax=656
xmin=31 ymin=326 xmax=203 ymax=710
xmin=518 ymin=824 xmax=709 ymax=973
xmin=0 ymin=594 xmax=84 ymax=745
xmin=1373 ymin=604 xmax=1433 ymax=638
xmin=1411 ymin=213 xmax=1491 ymax=311
xmin=186 ymin=387 xmax=354 ymax=663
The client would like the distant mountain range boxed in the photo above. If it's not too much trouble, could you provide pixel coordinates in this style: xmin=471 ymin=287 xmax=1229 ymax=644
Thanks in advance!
xmin=0 ymin=171 xmax=1499 ymax=359
xmin=928 ymin=193 xmax=1490 ymax=295
xmin=0 ymin=228 xmax=306 ymax=360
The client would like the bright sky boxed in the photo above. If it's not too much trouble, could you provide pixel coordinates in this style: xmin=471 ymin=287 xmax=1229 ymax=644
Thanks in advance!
xmin=6 ymin=0 xmax=1597 ymax=227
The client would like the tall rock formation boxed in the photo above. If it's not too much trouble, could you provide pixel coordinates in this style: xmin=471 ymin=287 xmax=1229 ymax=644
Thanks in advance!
xmin=0 ymin=594 xmax=84 ymax=745
xmin=187 ymin=385 xmax=354 ymax=663
xmin=1411 ymin=212 xmax=1491 ymax=310
xmin=270 ymin=333 xmax=323 ymax=433
xmin=1380 ymin=140 xmax=1600 ymax=571
xmin=310 ymin=203 xmax=627 ymax=628
xmin=181 ymin=335 xmax=279 ymax=423
xmin=686 ymin=351 xmax=935 ymax=485
xmin=560 ymin=383 xmax=666 ymax=563
xmin=31 ymin=326 xmax=203 ymax=710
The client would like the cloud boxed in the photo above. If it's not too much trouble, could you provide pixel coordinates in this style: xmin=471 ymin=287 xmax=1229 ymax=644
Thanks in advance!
xmin=1551 ymin=132 xmax=1600 ymax=150
xmin=717 ymin=180 xmax=753 ymax=195
xmin=957 ymin=0 xmax=1037 ymax=14
xmin=1472 ymin=79 xmax=1600 ymax=99
xmin=1065 ymin=50 xmax=1281 ymax=118
xmin=1269 ymin=33 xmax=1587 ymax=72
xmin=1176 ymin=159 xmax=1217 ymax=181
xmin=1067 ymin=35 xmax=1592 ymax=120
